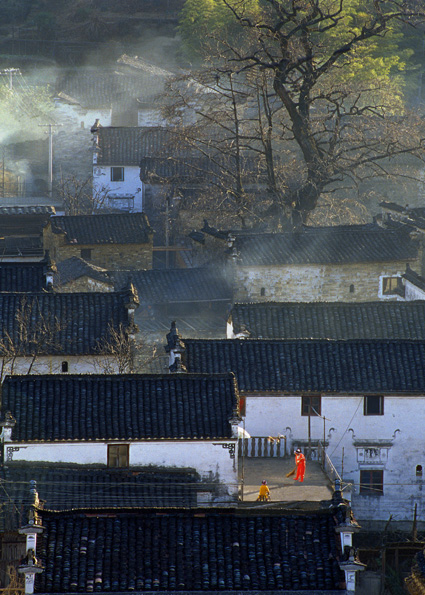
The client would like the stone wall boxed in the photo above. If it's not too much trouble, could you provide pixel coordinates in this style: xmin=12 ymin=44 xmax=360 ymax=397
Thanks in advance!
xmin=233 ymin=260 xmax=421 ymax=302
xmin=44 ymin=229 xmax=153 ymax=270
xmin=55 ymin=276 xmax=114 ymax=293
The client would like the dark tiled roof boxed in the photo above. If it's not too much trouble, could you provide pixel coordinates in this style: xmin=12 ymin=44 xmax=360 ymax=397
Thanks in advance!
xmin=0 ymin=206 xmax=55 ymax=216
xmin=233 ymin=224 xmax=418 ymax=265
xmin=184 ymin=339 xmax=425 ymax=392
xmin=0 ymin=466 xmax=198 ymax=520
xmin=230 ymin=301 xmax=425 ymax=340
xmin=96 ymin=127 xmax=176 ymax=166
xmin=0 ymin=291 xmax=130 ymax=355
xmin=112 ymin=268 xmax=232 ymax=305
xmin=0 ymin=262 xmax=46 ymax=292
xmin=55 ymin=257 xmax=112 ymax=287
xmin=403 ymin=267 xmax=425 ymax=292
xmin=49 ymin=213 xmax=153 ymax=245
xmin=55 ymin=68 xmax=168 ymax=109
xmin=35 ymin=509 xmax=344 ymax=593
xmin=2 ymin=373 xmax=238 ymax=441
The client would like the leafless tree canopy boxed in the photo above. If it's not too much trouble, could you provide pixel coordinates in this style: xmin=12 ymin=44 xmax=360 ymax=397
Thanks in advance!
xmin=57 ymin=175 xmax=110 ymax=216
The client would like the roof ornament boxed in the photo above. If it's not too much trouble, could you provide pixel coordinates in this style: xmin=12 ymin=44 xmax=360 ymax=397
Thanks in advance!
xmin=164 ymin=321 xmax=186 ymax=373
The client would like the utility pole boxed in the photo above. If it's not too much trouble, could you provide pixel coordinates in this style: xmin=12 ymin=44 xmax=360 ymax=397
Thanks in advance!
xmin=0 ymin=68 xmax=20 ymax=90
xmin=38 ymin=123 xmax=62 ymax=197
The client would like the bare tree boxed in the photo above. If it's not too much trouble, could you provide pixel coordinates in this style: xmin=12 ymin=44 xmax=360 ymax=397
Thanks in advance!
xmin=0 ymin=296 xmax=64 ymax=382
xmin=174 ymin=0 xmax=425 ymax=227
xmin=57 ymin=174 xmax=111 ymax=216
xmin=94 ymin=322 xmax=159 ymax=374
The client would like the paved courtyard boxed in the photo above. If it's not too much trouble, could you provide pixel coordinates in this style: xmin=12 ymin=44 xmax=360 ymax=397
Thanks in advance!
xmin=239 ymin=457 xmax=334 ymax=507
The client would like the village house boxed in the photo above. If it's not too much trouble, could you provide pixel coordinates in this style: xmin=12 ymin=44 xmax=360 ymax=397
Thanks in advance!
xmin=0 ymin=206 xmax=55 ymax=261
xmin=191 ymin=221 xmax=422 ymax=303
xmin=54 ymin=57 xmax=173 ymax=130
xmin=43 ymin=212 xmax=154 ymax=270
xmin=0 ymin=373 xmax=240 ymax=501
xmin=19 ymin=506 xmax=348 ymax=594
xmin=0 ymin=285 xmax=139 ymax=375
xmin=168 ymin=327 xmax=425 ymax=530
xmin=227 ymin=301 xmax=425 ymax=339
xmin=92 ymin=126 xmax=176 ymax=213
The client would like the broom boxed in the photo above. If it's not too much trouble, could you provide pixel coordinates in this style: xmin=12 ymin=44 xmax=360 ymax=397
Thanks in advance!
xmin=286 ymin=467 xmax=296 ymax=478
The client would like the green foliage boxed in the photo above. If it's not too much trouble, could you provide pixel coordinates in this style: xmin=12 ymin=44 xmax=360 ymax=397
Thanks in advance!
xmin=179 ymin=0 xmax=260 ymax=56
xmin=179 ymin=0 xmax=413 ymax=101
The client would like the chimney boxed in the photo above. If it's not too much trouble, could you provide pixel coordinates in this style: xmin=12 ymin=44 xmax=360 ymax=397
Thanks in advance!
xmin=229 ymin=408 xmax=242 ymax=438
xmin=164 ymin=321 xmax=186 ymax=373
xmin=43 ymin=251 xmax=56 ymax=291
xmin=124 ymin=279 xmax=140 ymax=332
xmin=0 ymin=411 xmax=16 ymax=442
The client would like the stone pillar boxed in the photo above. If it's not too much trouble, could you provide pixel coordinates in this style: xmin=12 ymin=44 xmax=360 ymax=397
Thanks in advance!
xmin=18 ymin=482 xmax=44 ymax=595
xmin=0 ymin=411 xmax=16 ymax=443
xmin=164 ymin=321 xmax=186 ymax=373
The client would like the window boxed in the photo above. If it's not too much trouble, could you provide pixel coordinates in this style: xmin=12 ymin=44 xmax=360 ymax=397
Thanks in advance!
xmin=364 ymin=395 xmax=384 ymax=416
xmin=108 ymin=444 xmax=129 ymax=467
xmin=360 ymin=470 xmax=383 ymax=495
xmin=80 ymin=248 xmax=92 ymax=260
xmin=301 ymin=395 xmax=321 ymax=416
xmin=349 ymin=284 xmax=355 ymax=293
xmin=382 ymin=276 xmax=404 ymax=297
xmin=416 ymin=465 xmax=423 ymax=477
xmin=260 ymin=287 xmax=266 ymax=297
xmin=111 ymin=167 xmax=124 ymax=182
xmin=61 ymin=361 xmax=69 ymax=373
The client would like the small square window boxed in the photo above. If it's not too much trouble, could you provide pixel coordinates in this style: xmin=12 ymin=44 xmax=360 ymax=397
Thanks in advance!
xmin=360 ymin=470 xmax=383 ymax=495
xmin=108 ymin=444 xmax=129 ymax=468
xmin=111 ymin=167 xmax=124 ymax=182
xmin=80 ymin=248 xmax=92 ymax=261
xmin=364 ymin=395 xmax=384 ymax=416
xmin=301 ymin=395 xmax=321 ymax=416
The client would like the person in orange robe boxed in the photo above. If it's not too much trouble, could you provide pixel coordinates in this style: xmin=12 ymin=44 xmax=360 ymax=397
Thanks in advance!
xmin=294 ymin=448 xmax=306 ymax=482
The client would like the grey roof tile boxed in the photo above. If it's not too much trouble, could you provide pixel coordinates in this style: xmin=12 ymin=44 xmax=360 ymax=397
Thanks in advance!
xmin=49 ymin=213 xmax=153 ymax=245
xmin=0 ymin=291 xmax=131 ymax=355
xmin=112 ymin=268 xmax=232 ymax=304
xmin=232 ymin=224 xmax=418 ymax=265
xmin=0 ymin=262 xmax=46 ymax=292
xmin=2 ymin=373 xmax=238 ymax=441
xmin=35 ymin=509 xmax=344 ymax=592
xmin=55 ymin=68 xmax=168 ymax=109
xmin=0 ymin=466 xmax=198 ymax=525
xmin=96 ymin=127 xmax=176 ymax=166
xmin=230 ymin=301 xmax=425 ymax=340
xmin=55 ymin=257 xmax=111 ymax=287
xmin=183 ymin=338 xmax=425 ymax=392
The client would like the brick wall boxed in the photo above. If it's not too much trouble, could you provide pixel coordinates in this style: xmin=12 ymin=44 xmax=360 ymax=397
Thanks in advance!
xmin=234 ymin=260 xmax=421 ymax=302
xmin=44 ymin=228 xmax=153 ymax=270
